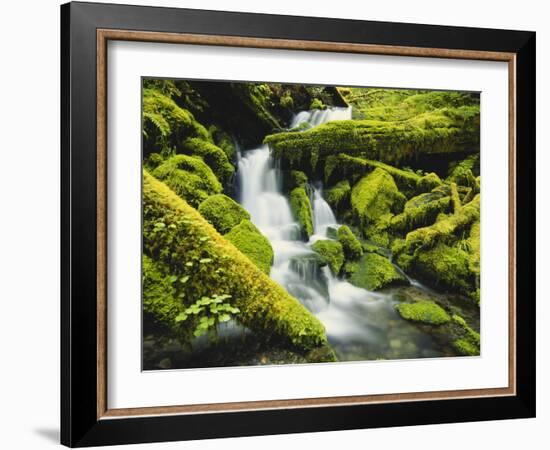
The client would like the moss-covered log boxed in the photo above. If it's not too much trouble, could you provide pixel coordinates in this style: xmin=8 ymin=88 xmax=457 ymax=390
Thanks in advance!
xmin=143 ymin=170 xmax=330 ymax=353
xmin=265 ymin=105 xmax=480 ymax=171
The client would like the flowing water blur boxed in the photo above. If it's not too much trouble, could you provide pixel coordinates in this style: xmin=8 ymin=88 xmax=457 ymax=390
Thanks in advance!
xmin=236 ymin=107 xmax=463 ymax=361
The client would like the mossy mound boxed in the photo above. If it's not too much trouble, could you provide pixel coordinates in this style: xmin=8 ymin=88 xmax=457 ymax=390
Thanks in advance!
xmin=289 ymin=186 xmax=314 ymax=239
xmin=290 ymin=170 xmax=308 ymax=189
xmin=337 ymin=225 xmax=363 ymax=260
xmin=351 ymin=168 xmax=406 ymax=233
xmin=347 ymin=252 xmax=409 ymax=291
xmin=417 ymin=172 xmax=442 ymax=192
xmin=325 ymin=180 xmax=351 ymax=214
xmin=198 ymin=194 xmax=250 ymax=235
xmin=411 ymin=243 xmax=472 ymax=294
xmin=395 ymin=301 xmax=451 ymax=325
xmin=224 ymin=220 xmax=274 ymax=275
xmin=152 ymin=154 xmax=222 ymax=207
xmin=311 ymin=240 xmax=344 ymax=275
xmin=180 ymin=138 xmax=235 ymax=185
xmin=143 ymin=170 xmax=329 ymax=353
xmin=450 ymin=314 xmax=480 ymax=356
xmin=142 ymin=88 xmax=210 ymax=157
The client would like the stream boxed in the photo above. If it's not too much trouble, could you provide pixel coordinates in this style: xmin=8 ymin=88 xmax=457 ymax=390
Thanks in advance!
xmin=235 ymin=107 xmax=475 ymax=362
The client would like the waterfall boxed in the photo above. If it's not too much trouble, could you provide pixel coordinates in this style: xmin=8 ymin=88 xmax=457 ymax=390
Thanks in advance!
xmin=311 ymin=186 xmax=338 ymax=241
xmin=235 ymin=105 xmax=444 ymax=361
xmin=290 ymin=106 xmax=352 ymax=128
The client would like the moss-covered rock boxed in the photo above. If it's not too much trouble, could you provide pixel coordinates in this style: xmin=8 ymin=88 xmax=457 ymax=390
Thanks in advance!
xmin=311 ymin=240 xmax=344 ymax=275
xmin=351 ymin=168 xmax=406 ymax=234
xmin=417 ymin=172 xmax=442 ymax=192
xmin=198 ymin=194 xmax=250 ymax=234
xmin=450 ymin=314 xmax=480 ymax=356
xmin=395 ymin=301 xmax=451 ymax=325
xmin=290 ymin=170 xmax=308 ymax=189
xmin=143 ymin=170 xmax=329 ymax=352
xmin=208 ymin=125 xmax=236 ymax=160
xmin=180 ymin=138 xmax=235 ymax=185
xmin=224 ymin=220 xmax=274 ymax=275
xmin=347 ymin=252 xmax=409 ymax=291
xmin=290 ymin=186 xmax=314 ymax=239
xmin=152 ymin=154 xmax=222 ymax=207
xmin=337 ymin=225 xmax=363 ymax=260
xmin=142 ymin=88 xmax=210 ymax=157
xmin=325 ymin=180 xmax=351 ymax=214
xmin=411 ymin=242 xmax=473 ymax=296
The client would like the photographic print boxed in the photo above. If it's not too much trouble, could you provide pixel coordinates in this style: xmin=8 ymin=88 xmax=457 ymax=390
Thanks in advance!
xmin=142 ymin=79 xmax=481 ymax=370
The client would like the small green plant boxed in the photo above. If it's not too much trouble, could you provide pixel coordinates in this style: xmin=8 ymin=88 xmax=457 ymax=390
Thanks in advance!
xmin=174 ymin=294 xmax=240 ymax=339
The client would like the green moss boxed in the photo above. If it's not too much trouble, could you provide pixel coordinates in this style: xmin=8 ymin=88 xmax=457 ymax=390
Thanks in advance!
xmin=224 ymin=220 xmax=274 ymax=274
xmin=451 ymin=314 xmax=480 ymax=356
xmin=401 ymin=194 xmax=480 ymax=254
xmin=311 ymin=240 xmax=344 ymax=275
xmin=142 ymin=255 xmax=184 ymax=333
xmin=390 ymin=190 xmax=451 ymax=234
xmin=265 ymin=104 xmax=479 ymax=169
xmin=181 ymin=138 xmax=235 ymax=185
xmin=337 ymin=225 xmax=363 ymax=260
xmin=325 ymin=180 xmax=351 ymax=213
xmin=417 ymin=172 xmax=442 ymax=192
xmin=351 ymin=168 xmax=406 ymax=233
xmin=152 ymin=154 xmax=222 ymax=207
xmin=143 ymin=170 xmax=328 ymax=351
xmin=413 ymin=242 xmax=473 ymax=295
xmin=341 ymin=88 xmax=479 ymax=122
xmin=450 ymin=182 xmax=462 ymax=212
xmin=290 ymin=170 xmax=308 ymax=189
xmin=310 ymin=98 xmax=325 ymax=110
xmin=290 ymin=187 xmax=314 ymax=239
xmin=208 ymin=125 xmax=236 ymax=160
xmin=325 ymin=155 xmax=421 ymax=195
xmin=347 ymin=252 xmax=408 ymax=291
xmin=142 ymin=88 xmax=210 ymax=157
xmin=198 ymin=194 xmax=250 ymax=234
xmin=395 ymin=301 xmax=451 ymax=325
xmin=453 ymin=339 xmax=479 ymax=356
xmin=448 ymin=165 xmax=477 ymax=188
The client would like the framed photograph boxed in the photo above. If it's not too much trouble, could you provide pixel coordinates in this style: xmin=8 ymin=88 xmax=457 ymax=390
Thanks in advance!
xmin=61 ymin=1 xmax=536 ymax=447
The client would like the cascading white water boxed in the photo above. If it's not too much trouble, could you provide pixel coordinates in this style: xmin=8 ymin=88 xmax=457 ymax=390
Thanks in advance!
xmin=236 ymin=106 xmax=446 ymax=360
xmin=290 ymin=107 xmax=352 ymax=128
xmin=311 ymin=186 xmax=338 ymax=241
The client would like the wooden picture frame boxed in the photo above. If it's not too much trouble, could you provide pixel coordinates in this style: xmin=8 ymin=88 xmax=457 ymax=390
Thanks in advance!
xmin=61 ymin=1 xmax=536 ymax=447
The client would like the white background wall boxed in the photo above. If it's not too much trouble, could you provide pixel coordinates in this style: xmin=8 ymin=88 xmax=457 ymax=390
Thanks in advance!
xmin=0 ymin=0 xmax=545 ymax=448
